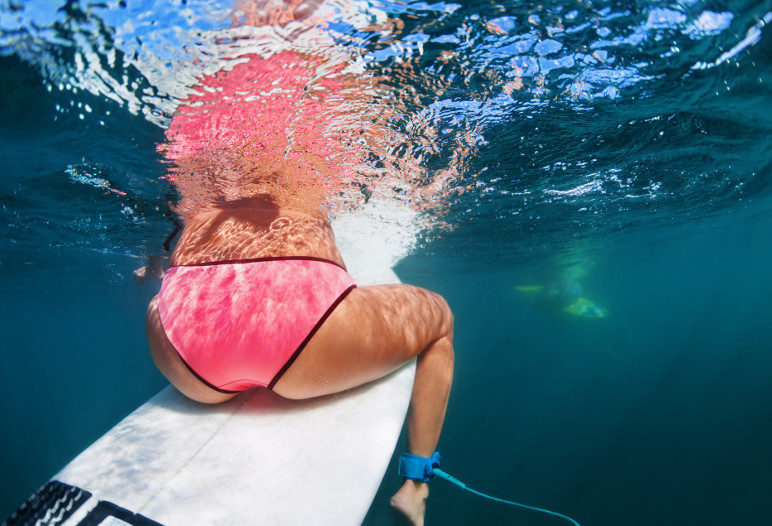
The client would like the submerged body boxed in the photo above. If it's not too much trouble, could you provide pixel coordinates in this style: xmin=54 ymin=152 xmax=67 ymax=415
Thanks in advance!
xmin=145 ymin=203 xmax=455 ymax=524
xmin=144 ymin=4 xmax=455 ymax=522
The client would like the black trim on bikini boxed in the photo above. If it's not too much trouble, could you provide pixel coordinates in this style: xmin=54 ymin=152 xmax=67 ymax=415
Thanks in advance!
xmin=267 ymin=283 xmax=357 ymax=391
xmin=171 ymin=256 xmax=347 ymax=272
xmin=162 ymin=256 xmax=353 ymax=394
xmin=173 ymin=347 xmax=242 ymax=395
xmin=155 ymin=303 xmax=241 ymax=395
xmin=162 ymin=213 xmax=182 ymax=252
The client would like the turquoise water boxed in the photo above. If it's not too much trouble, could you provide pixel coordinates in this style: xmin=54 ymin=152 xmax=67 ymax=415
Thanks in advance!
xmin=2 ymin=0 xmax=771 ymax=524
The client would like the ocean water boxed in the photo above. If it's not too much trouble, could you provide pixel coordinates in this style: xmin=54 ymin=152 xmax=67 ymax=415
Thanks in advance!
xmin=1 ymin=1 xmax=771 ymax=524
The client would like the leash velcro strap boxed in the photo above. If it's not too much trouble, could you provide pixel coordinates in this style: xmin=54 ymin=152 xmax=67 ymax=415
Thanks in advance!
xmin=398 ymin=452 xmax=441 ymax=482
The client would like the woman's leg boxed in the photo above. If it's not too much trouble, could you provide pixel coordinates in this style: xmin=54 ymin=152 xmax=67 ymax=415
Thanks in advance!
xmin=272 ymin=284 xmax=454 ymax=525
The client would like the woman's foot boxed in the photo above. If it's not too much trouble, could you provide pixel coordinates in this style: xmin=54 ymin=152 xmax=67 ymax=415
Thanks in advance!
xmin=390 ymin=479 xmax=429 ymax=526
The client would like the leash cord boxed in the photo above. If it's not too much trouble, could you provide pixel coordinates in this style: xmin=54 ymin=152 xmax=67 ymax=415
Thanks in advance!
xmin=433 ymin=468 xmax=581 ymax=526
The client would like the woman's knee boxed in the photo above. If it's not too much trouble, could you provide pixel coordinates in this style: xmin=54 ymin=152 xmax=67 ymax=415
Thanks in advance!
xmin=441 ymin=298 xmax=454 ymax=339
xmin=434 ymin=335 xmax=454 ymax=371
xmin=424 ymin=289 xmax=454 ymax=340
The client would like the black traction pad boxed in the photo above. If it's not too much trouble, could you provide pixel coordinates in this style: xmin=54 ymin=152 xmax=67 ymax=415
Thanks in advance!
xmin=3 ymin=480 xmax=163 ymax=526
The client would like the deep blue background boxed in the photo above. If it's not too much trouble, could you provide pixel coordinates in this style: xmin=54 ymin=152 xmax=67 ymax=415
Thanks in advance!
xmin=367 ymin=211 xmax=772 ymax=525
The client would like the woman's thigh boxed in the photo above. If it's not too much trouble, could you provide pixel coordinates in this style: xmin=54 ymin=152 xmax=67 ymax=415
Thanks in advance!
xmin=272 ymin=284 xmax=453 ymax=399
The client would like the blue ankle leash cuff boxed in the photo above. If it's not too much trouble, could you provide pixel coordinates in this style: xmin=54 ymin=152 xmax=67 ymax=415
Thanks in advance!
xmin=397 ymin=452 xmax=441 ymax=482
xmin=396 ymin=451 xmax=581 ymax=526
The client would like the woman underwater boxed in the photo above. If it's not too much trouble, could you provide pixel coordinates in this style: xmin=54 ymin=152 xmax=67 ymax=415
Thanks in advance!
xmin=139 ymin=2 xmax=454 ymax=524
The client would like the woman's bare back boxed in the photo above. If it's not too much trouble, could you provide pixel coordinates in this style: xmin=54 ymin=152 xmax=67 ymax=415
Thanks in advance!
xmin=170 ymin=201 xmax=345 ymax=268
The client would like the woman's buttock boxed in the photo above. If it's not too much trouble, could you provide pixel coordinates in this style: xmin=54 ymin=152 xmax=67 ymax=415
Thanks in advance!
xmin=148 ymin=278 xmax=452 ymax=404
xmin=154 ymin=258 xmax=356 ymax=393
xmin=147 ymin=202 xmax=351 ymax=402
xmin=146 ymin=296 xmax=236 ymax=404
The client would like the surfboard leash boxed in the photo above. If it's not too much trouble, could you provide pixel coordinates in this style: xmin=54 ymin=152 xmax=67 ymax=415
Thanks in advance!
xmin=398 ymin=452 xmax=581 ymax=526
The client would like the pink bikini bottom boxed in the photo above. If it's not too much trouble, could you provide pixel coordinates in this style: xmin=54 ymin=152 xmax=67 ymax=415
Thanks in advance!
xmin=156 ymin=257 xmax=356 ymax=392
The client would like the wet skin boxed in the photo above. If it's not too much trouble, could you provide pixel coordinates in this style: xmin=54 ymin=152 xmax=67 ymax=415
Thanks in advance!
xmin=145 ymin=1 xmax=454 ymax=523
xmin=145 ymin=196 xmax=454 ymax=525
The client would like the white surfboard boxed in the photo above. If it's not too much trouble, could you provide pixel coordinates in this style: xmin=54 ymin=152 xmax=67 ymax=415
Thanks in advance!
xmin=6 ymin=200 xmax=419 ymax=526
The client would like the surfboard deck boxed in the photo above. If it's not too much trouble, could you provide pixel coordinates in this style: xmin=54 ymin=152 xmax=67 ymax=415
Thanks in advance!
xmin=5 ymin=201 xmax=418 ymax=526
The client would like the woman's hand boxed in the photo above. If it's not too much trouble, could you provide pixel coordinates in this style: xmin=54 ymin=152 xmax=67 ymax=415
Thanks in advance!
xmin=134 ymin=255 xmax=167 ymax=284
